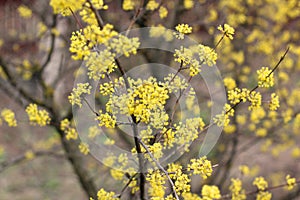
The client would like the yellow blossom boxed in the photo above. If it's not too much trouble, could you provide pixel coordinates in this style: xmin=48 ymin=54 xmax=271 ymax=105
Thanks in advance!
xmin=96 ymin=111 xmax=116 ymax=128
xmin=17 ymin=5 xmax=32 ymax=18
xmin=25 ymin=150 xmax=35 ymax=160
xmin=229 ymin=178 xmax=246 ymax=200
xmin=79 ymin=142 xmax=89 ymax=155
xmin=50 ymin=0 xmax=86 ymax=16
xmin=175 ymin=24 xmax=192 ymax=39
xmin=255 ymin=128 xmax=267 ymax=137
xmin=201 ymin=185 xmax=221 ymax=200
xmin=1 ymin=109 xmax=17 ymax=127
xmin=187 ymin=156 xmax=213 ymax=179
xmin=60 ymin=119 xmax=78 ymax=140
xmin=159 ymin=6 xmax=168 ymax=18
xmin=146 ymin=169 xmax=166 ymax=198
xmin=96 ymin=188 xmax=119 ymax=200
xmin=286 ymin=175 xmax=296 ymax=190
xmin=110 ymin=169 xmax=124 ymax=181
xmin=146 ymin=0 xmax=159 ymax=11
xmin=218 ymin=24 xmax=235 ymax=39
xmin=257 ymin=67 xmax=274 ymax=88
xmin=184 ymin=0 xmax=194 ymax=9
xmin=25 ymin=104 xmax=51 ymax=126
xmin=68 ymin=83 xmax=92 ymax=107
xmin=248 ymin=91 xmax=262 ymax=110
xmin=107 ymin=35 xmax=140 ymax=57
xmin=269 ymin=93 xmax=280 ymax=111
xmin=256 ymin=191 xmax=272 ymax=200
xmin=253 ymin=176 xmax=268 ymax=191
xmin=223 ymin=77 xmax=237 ymax=90
xmin=239 ymin=165 xmax=250 ymax=176
xmin=122 ymin=0 xmax=135 ymax=10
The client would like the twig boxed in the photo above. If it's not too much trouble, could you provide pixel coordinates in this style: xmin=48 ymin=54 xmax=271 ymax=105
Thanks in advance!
xmin=116 ymin=173 xmax=138 ymax=198
xmin=138 ymin=139 xmax=180 ymax=200
xmin=86 ymin=0 xmax=104 ymax=29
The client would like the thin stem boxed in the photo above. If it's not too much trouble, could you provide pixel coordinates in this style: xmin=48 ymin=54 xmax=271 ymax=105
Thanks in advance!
xmin=86 ymin=0 xmax=104 ymax=29
xmin=125 ymin=0 xmax=144 ymax=36
xmin=138 ymin=139 xmax=180 ymax=200
xmin=225 ymin=46 xmax=290 ymax=115
xmin=116 ymin=173 xmax=138 ymax=198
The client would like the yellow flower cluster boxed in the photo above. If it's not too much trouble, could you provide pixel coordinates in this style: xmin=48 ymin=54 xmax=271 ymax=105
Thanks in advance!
xmin=108 ymin=35 xmax=140 ymax=57
xmin=174 ymin=46 xmax=201 ymax=76
xmin=122 ymin=0 xmax=135 ymax=10
xmin=109 ymin=169 xmax=123 ymax=181
xmin=146 ymin=169 xmax=166 ymax=198
xmin=257 ymin=67 xmax=274 ymax=88
xmin=229 ymin=178 xmax=246 ymax=200
xmin=144 ymin=142 xmax=163 ymax=161
xmin=198 ymin=44 xmax=218 ymax=66
xmin=69 ymin=24 xmax=118 ymax=60
xmin=253 ymin=176 xmax=268 ymax=190
xmin=85 ymin=50 xmax=117 ymax=80
xmin=175 ymin=24 xmax=192 ymax=39
xmin=90 ymin=188 xmax=119 ymax=200
xmin=79 ymin=142 xmax=90 ymax=155
xmin=69 ymin=30 xmax=91 ymax=60
xmin=201 ymin=185 xmax=221 ymax=200
xmin=1 ymin=109 xmax=17 ymax=127
xmin=68 ymin=83 xmax=92 ymax=107
xmin=174 ymin=44 xmax=217 ymax=76
xmin=88 ymin=125 xmax=100 ymax=138
xmin=25 ymin=150 xmax=35 ymax=160
xmin=269 ymin=93 xmax=280 ymax=111
xmin=218 ymin=24 xmax=235 ymax=40
xmin=286 ymin=175 xmax=296 ymax=191
xmin=146 ymin=0 xmax=159 ymax=11
xmin=149 ymin=26 xmax=174 ymax=41
xmin=248 ymin=91 xmax=262 ymax=110
xmin=159 ymin=6 xmax=168 ymax=19
xmin=227 ymin=88 xmax=249 ymax=104
xmin=183 ymin=0 xmax=194 ymax=9
xmin=213 ymin=104 xmax=234 ymax=127
xmin=79 ymin=8 xmax=97 ymax=26
xmin=174 ymin=117 xmax=205 ymax=151
xmin=60 ymin=119 xmax=78 ymax=140
xmin=182 ymin=192 xmax=201 ymax=200
xmin=96 ymin=111 xmax=116 ymax=128
xmin=227 ymin=88 xmax=263 ymax=110
xmin=175 ymin=24 xmax=193 ymax=35
xmin=25 ymin=104 xmax=51 ymax=126
xmin=17 ymin=5 xmax=32 ymax=18
xmin=99 ymin=82 xmax=115 ymax=96
xmin=50 ymin=0 xmax=86 ymax=16
xmin=126 ymin=77 xmax=169 ymax=124
xmin=187 ymin=156 xmax=213 ymax=179
xmin=256 ymin=191 xmax=272 ymax=200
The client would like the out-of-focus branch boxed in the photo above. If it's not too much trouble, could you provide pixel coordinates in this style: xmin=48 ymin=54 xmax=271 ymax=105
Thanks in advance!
xmin=40 ymin=14 xmax=57 ymax=74
xmin=0 ymin=150 xmax=64 ymax=173
xmin=0 ymin=57 xmax=49 ymax=108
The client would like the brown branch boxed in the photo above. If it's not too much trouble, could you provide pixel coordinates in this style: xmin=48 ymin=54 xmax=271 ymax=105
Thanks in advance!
xmin=138 ymin=139 xmax=180 ymax=200
xmin=86 ymin=0 xmax=104 ymax=29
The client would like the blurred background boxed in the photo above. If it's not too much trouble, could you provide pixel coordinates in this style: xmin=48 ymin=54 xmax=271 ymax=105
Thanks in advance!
xmin=0 ymin=0 xmax=300 ymax=199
